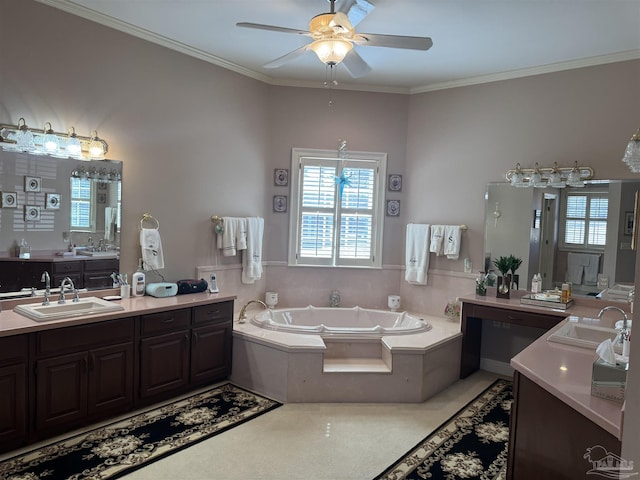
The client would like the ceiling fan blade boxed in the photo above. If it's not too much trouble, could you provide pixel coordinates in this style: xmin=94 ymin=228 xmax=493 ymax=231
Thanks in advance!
xmin=236 ymin=22 xmax=310 ymax=36
xmin=355 ymin=33 xmax=433 ymax=51
xmin=338 ymin=0 xmax=375 ymax=27
xmin=263 ymin=45 xmax=309 ymax=69
xmin=341 ymin=49 xmax=372 ymax=78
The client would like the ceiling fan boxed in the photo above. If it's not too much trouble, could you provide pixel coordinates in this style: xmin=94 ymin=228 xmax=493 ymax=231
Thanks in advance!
xmin=237 ymin=0 xmax=433 ymax=78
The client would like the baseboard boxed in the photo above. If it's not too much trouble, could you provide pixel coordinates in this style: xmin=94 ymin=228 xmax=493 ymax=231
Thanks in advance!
xmin=480 ymin=357 xmax=514 ymax=377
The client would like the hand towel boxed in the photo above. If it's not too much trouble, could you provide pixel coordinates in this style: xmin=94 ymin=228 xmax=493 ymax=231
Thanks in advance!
xmin=405 ymin=224 xmax=430 ymax=285
xmin=242 ymin=217 xmax=264 ymax=284
xmin=444 ymin=225 xmax=462 ymax=260
xmin=216 ymin=217 xmax=247 ymax=257
xmin=567 ymin=252 xmax=590 ymax=284
xmin=104 ymin=207 xmax=117 ymax=242
xmin=430 ymin=225 xmax=445 ymax=255
xmin=140 ymin=228 xmax=164 ymax=270
xmin=584 ymin=254 xmax=601 ymax=286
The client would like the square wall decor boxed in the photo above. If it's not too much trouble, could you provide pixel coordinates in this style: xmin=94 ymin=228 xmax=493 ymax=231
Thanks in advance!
xmin=46 ymin=193 xmax=61 ymax=210
xmin=1 ymin=192 xmax=17 ymax=208
xmin=274 ymin=169 xmax=289 ymax=186
xmin=24 ymin=205 xmax=41 ymax=222
xmin=24 ymin=176 xmax=41 ymax=192
xmin=388 ymin=174 xmax=402 ymax=192
xmin=386 ymin=199 xmax=400 ymax=216
xmin=273 ymin=195 xmax=287 ymax=213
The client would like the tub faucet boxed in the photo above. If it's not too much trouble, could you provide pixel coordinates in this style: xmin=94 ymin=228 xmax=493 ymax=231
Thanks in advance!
xmin=330 ymin=290 xmax=341 ymax=308
xmin=41 ymin=271 xmax=51 ymax=306
xmin=597 ymin=305 xmax=629 ymax=343
xmin=238 ymin=299 xmax=268 ymax=324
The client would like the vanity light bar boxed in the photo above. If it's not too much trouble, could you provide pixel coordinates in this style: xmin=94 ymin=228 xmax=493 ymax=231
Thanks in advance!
xmin=505 ymin=162 xmax=594 ymax=188
xmin=0 ymin=118 xmax=109 ymax=160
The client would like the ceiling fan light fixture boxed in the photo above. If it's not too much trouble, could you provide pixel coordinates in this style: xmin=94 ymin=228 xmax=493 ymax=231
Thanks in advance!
xmin=310 ymin=38 xmax=353 ymax=65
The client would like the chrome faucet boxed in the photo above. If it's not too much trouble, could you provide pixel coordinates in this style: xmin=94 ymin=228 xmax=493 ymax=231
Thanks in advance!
xmin=41 ymin=271 xmax=51 ymax=306
xmin=597 ymin=305 xmax=629 ymax=343
xmin=238 ymin=299 xmax=268 ymax=324
xmin=58 ymin=277 xmax=78 ymax=304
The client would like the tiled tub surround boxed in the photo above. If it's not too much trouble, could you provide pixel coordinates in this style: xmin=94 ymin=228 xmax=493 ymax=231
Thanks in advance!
xmin=230 ymin=311 xmax=462 ymax=403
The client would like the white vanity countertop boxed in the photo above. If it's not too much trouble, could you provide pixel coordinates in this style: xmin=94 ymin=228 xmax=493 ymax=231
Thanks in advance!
xmin=0 ymin=290 xmax=237 ymax=337
xmin=511 ymin=316 xmax=624 ymax=440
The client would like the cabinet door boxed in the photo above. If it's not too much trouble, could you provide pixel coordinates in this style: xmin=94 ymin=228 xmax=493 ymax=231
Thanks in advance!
xmin=139 ymin=331 xmax=189 ymax=399
xmin=190 ymin=322 xmax=232 ymax=384
xmin=35 ymin=351 xmax=88 ymax=432
xmin=0 ymin=363 xmax=27 ymax=451
xmin=88 ymin=342 xmax=134 ymax=416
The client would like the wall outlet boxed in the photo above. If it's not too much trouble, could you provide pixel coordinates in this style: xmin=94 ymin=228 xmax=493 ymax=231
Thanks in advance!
xmin=209 ymin=273 xmax=219 ymax=293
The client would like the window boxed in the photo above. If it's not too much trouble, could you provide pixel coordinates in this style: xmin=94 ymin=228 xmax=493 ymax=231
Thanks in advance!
xmin=561 ymin=190 xmax=608 ymax=248
xmin=70 ymin=177 xmax=96 ymax=231
xmin=288 ymin=148 xmax=387 ymax=268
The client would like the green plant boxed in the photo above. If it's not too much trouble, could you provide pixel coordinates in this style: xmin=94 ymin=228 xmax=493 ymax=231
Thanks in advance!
xmin=493 ymin=256 xmax=511 ymax=276
xmin=508 ymin=255 xmax=523 ymax=275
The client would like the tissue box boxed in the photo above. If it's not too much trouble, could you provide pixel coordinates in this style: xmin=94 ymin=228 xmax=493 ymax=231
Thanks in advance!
xmin=591 ymin=358 xmax=628 ymax=404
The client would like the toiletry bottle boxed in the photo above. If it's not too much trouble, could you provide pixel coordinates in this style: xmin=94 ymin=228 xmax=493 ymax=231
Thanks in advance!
xmin=19 ymin=238 xmax=30 ymax=259
xmin=132 ymin=261 xmax=145 ymax=297
xmin=561 ymin=283 xmax=569 ymax=303
xmin=531 ymin=274 xmax=539 ymax=294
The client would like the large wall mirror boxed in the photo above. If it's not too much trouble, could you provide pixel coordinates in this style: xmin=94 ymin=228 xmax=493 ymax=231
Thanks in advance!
xmin=484 ymin=180 xmax=639 ymax=297
xmin=0 ymin=149 xmax=122 ymax=294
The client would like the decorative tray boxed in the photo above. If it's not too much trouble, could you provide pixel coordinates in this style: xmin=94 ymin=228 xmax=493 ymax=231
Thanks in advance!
xmin=520 ymin=293 xmax=573 ymax=310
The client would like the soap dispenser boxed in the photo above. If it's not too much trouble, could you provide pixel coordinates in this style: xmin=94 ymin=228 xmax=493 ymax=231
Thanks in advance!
xmin=18 ymin=238 xmax=30 ymax=259
xmin=131 ymin=260 xmax=146 ymax=297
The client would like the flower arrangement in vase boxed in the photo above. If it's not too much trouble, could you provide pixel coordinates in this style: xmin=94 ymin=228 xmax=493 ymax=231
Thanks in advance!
xmin=444 ymin=299 xmax=461 ymax=320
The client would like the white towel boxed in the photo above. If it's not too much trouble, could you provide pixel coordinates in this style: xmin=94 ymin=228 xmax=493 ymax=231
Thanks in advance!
xmin=104 ymin=207 xmax=117 ymax=242
xmin=140 ymin=228 xmax=164 ymax=270
xmin=430 ymin=225 xmax=445 ymax=255
xmin=216 ymin=217 xmax=247 ymax=257
xmin=584 ymin=254 xmax=601 ymax=286
xmin=242 ymin=217 xmax=264 ymax=284
xmin=444 ymin=225 xmax=462 ymax=260
xmin=405 ymin=224 xmax=430 ymax=285
xmin=567 ymin=252 xmax=590 ymax=284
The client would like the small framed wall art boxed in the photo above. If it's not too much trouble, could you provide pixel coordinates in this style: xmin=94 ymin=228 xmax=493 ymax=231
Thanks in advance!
xmin=24 ymin=176 xmax=41 ymax=192
xmin=1 ymin=192 xmax=17 ymax=208
xmin=24 ymin=205 xmax=41 ymax=222
xmin=273 ymin=195 xmax=288 ymax=213
xmin=274 ymin=169 xmax=289 ymax=186
xmin=386 ymin=199 xmax=400 ymax=216
xmin=388 ymin=174 xmax=402 ymax=192
xmin=45 ymin=193 xmax=61 ymax=210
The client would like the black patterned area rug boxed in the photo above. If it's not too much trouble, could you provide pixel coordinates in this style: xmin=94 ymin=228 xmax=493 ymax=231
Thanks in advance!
xmin=0 ymin=383 xmax=281 ymax=480
xmin=375 ymin=379 xmax=512 ymax=480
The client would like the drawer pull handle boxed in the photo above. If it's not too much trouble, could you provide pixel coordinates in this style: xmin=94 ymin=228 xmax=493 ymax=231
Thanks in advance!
xmin=208 ymin=310 xmax=220 ymax=316
xmin=162 ymin=318 xmax=174 ymax=323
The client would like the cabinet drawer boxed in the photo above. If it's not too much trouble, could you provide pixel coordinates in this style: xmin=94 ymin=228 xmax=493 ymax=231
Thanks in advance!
xmin=192 ymin=301 xmax=233 ymax=325
xmin=0 ymin=335 xmax=28 ymax=364
xmin=141 ymin=309 xmax=190 ymax=336
xmin=84 ymin=259 xmax=119 ymax=272
xmin=52 ymin=261 xmax=82 ymax=274
xmin=35 ymin=318 xmax=135 ymax=357
xmin=467 ymin=304 xmax=563 ymax=330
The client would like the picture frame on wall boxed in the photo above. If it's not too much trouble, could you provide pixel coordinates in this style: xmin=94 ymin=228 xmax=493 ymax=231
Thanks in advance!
xmin=45 ymin=193 xmax=61 ymax=210
xmin=273 ymin=195 xmax=287 ymax=213
xmin=24 ymin=205 xmax=41 ymax=222
xmin=388 ymin=174 xmax=402 ymax=192
xmin=1 ymin=192 xmax=17 ymax=208
xmin=274 ymin=169 xmax=289 ymax=186
xmin=24 ymin=176 xmax=41 ymax=192
xmin=386 ymin=199 xmax=400 ymax=216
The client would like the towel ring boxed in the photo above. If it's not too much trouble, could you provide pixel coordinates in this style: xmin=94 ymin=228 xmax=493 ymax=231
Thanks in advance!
xmin=140 ymin=213 xmax=160 ymax=230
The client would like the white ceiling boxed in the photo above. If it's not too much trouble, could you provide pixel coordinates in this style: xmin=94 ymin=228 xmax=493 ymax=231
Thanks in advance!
xmin=39 ymin=0 xmax=640 ymax=94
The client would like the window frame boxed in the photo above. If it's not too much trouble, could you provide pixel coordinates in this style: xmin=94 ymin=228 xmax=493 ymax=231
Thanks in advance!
xmin=559 ymin=188 xmax=609 ymax=250
xmin=288 ymin=147 xmax=387 ymax=268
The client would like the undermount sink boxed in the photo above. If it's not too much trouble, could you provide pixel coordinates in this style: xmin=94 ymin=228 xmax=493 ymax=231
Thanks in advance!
xmin=14 ymin=297 xmax=124 ymax=321
xmin=548 ymin=321 xmax=621 ymax=352
xmin=77 ymin=250 xmax=118 ymax=258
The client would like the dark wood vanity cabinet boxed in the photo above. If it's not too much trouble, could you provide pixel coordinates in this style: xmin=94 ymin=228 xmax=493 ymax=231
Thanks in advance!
xmin=137 ymin=301 xmax=233 ymax=404
xmin=0 ymin=335 xmax=28 ymax=452
xmin=83 ymin=258 xmax=119 ymax=289
xmin=31 ymin=318 xmax=135 ymax=439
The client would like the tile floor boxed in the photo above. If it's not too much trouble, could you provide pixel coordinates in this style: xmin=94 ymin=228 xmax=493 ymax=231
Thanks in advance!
xmin=1 ymin=370 xmax=502 ymax=480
